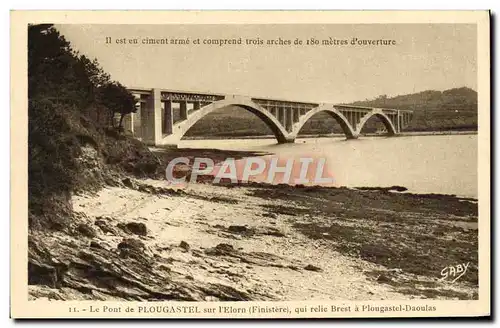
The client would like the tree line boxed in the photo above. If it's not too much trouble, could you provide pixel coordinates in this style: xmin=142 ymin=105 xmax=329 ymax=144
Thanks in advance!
xmin=28 ymin=24 xmax=136 ymax=130
xmin=28 ymin=24 xmax=143 ymax=218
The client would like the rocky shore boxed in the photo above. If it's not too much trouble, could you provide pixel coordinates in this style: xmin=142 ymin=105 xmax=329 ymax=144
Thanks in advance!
xmin=28 ymin=148 xmax=478 ymax=301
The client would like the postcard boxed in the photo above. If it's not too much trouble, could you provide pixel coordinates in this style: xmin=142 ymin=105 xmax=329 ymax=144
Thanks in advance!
xmin=11 ymin=10 xmax=490 ymax=318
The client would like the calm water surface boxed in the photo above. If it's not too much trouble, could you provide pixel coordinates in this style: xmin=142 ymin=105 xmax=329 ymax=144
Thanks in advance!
xmin=179 ymin=135 xmax=478 ymax=198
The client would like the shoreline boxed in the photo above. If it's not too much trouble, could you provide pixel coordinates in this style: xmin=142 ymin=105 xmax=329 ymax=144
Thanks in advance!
xmin=150 ymin=147 xmax=478 ymax=200
xmin=30 ymin=175 xmax=478 ymax=301
xmin=29 ymin=144 xmax=478 ymax=302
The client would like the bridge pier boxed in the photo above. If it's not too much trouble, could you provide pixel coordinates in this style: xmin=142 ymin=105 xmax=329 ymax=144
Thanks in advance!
xmin=285 ymin=107 xmax=293 ymax=131
xmin=141 ymin=88 xmax=162 ymax=146
xmin=163 ymin=100 xmax=173 ymax=135
xmin=179 ymin=101 xmax=188 ymax=120
xmin=277 ymin=136 xmax=296 ymax=144
xmin=293 ymin=108 xmax=300 ymax=124
xmin=278 ymin=107 xmax=284 ymax=127
xmin=122 ymin=111 xmax=134 ymax=134
xmin=193 ymin=101 xmax=200 ymax=111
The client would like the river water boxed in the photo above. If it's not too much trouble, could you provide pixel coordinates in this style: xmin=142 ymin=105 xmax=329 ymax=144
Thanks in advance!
xmin=179 ymin=134 xmax=478 ymax=198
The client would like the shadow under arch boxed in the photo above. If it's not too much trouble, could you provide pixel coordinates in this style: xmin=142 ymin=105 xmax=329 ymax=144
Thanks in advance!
xmin=291 ymin=106 xmax=357 ymax=140
xmin=356 ymin=111 xmax=397 ymax=136
xmin=161 ymin=97 xmax=292 ymax=145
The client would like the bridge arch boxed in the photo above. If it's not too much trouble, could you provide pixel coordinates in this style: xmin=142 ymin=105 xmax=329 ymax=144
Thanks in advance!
xmin=160 ymin=96 xmax=293 ymax=146
xmin=290 ymin=105 xmax=357 ymax=139
xmin=355 ymin=111 xmax=397 ymax=136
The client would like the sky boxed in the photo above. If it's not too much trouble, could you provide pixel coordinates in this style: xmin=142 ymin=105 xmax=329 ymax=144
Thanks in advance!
xmin=56 ymin=24 xmax=477 ymax=104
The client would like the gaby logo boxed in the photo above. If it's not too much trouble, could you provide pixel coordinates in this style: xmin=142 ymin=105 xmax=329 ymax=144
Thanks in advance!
xmin=165 ymin=156 xmax=335 ymax=186
xmin=439 ymin=262 xmax=471 ymax=283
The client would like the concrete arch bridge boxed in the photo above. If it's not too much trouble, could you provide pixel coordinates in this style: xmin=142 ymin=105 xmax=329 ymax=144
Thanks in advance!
xmin=125 ymin=88 xmax=414 ymax=147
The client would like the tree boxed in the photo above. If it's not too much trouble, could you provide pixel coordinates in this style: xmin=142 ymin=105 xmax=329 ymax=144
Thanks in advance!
xmin=79 ymin=55 xmax=111 ymax=89
xmin=28 ymin=24 xmax=99 ymax=109
xmin=28 ymin=24 xmax=137 ymax=131
xmin=78 ymin=55 xmax=112 ymax=123
xmin=99 ymin=82 xmax=137 ymax=130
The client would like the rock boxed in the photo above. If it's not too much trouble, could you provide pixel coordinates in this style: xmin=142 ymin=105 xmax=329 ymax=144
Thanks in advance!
xmin=157 ymin=245 xmax=172 ymax=252
xmin=228 ymin=225 xmax=255 ymax=237
xmin=192 ymin=250 xmax=203 ymax=258
xmin=216 ymin=243 xmax=234 ymax=252
xmin=90 ymin=241 xmax=105 ymax=249
xmin=304 ymin=264 xmax=322 ymax=272
xmin=117 ymin=222 xmax=127 ymax=231
xmin=205 ymin=243 xmax=235 ymax=256
xmin=376 ymin=274 xmax=392 ymax=283
xmin=27 ymin=231 xmax=200 ymax=301
xmin=137 ymin=184 xmax=154 ymax=193
xmin=122 ymin=177 xmax=135 ymax=189
xmin=124 ymin=222 xmax=148 ymax=236
xmin=228 ymin=225 xmax=249 ymax=233
xmin=260 ymin=227 xmax=285 ymax=237
xmin=28 ymin=261 xmax=57 ymax=287
xmin=117 ymin=238 xmax=148 ymax=260
xmin=118 ymin=238 xmax=145 ymax=252
xmin=157 ymin=265 xmax=172 ymax=273
xmin=95 ymin=219 xmax=116 ymax=234
xmin=360 ymin=244 xmax=393 ymax=262
xmin=179 ymin=241 xmax=190 ymax=251
xmin=164 ymin=257 xmax=176 ymax=264
xmin=388 ymin=186 xmax=408 ymax=192
xmin=104 ymin=177 xmax=120 ymax=186
xmin=262 ymin=212 xmax=278 ymax=219
xmin=76 ymin=223 xmax=97 ymax=238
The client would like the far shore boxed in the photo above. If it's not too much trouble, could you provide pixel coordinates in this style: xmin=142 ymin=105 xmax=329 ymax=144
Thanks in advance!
xmin=181 ymin=130 xmax=478 ymax=141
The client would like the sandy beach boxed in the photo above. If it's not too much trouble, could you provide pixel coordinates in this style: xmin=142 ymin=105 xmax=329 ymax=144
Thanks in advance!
xmin=29 ymin=171 xmax=478 ymax=301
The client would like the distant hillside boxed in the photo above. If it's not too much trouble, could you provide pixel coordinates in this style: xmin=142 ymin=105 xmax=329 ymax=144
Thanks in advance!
xmin=184 ymin=87 xmax=478 ymax=138
xmin=347 ymin=87 xmax=478 ymax=132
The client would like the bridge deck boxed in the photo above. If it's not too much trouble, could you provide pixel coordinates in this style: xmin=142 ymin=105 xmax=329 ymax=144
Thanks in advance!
xmin=126 ymin=87 xmax=414 ymax=147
